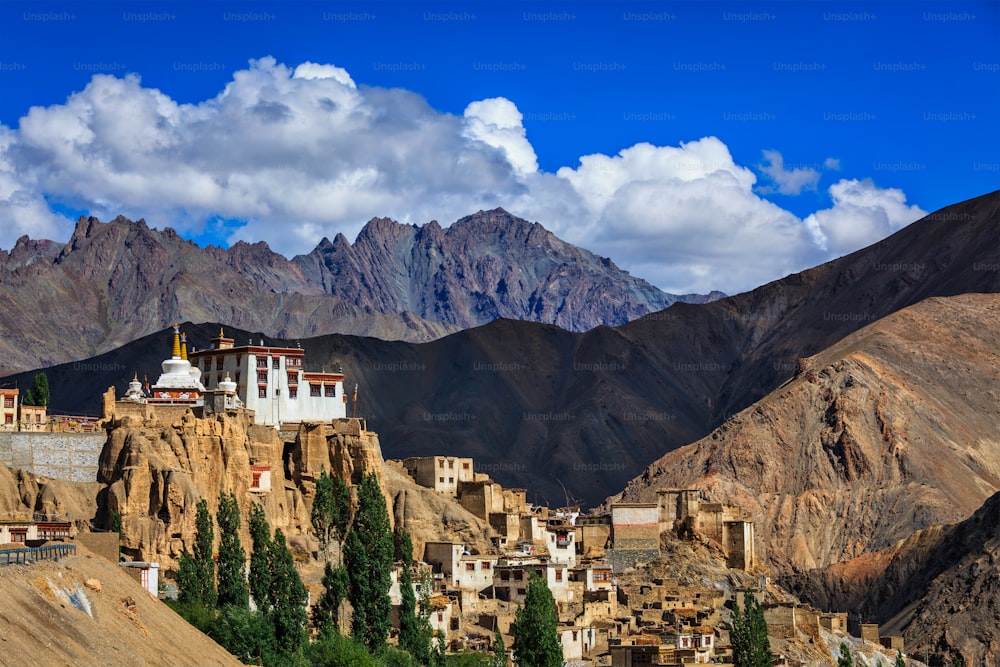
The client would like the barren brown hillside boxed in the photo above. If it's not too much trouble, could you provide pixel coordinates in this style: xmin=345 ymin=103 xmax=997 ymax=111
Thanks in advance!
xmin=611 ymin=293 xmax=1000 ymax=578
xmin=0 ymin=545 xmax=241 ymax=667
xmin=788 ymin=490 xmax=1000 ymax=666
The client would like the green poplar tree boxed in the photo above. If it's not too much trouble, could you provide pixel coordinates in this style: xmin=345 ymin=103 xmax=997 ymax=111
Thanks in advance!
xmin=312 ymin=469 xmax=333 ymax=555
xmin=193 ymin=498 xmax=217 ymax=606
xmin=177 ymin=552 xmax=202 ymax=605
xmin=176 ymin=498 xmax=216 ymax=607
xmin=248 ymin=503 xmax=272 ymax=614
xmin=216 ymin=491 xmax=248 ymax=608
xmin=333 ymin=476 xmax=351 ymax=540
xmin=398 ymin=530 xmax=431 ymax=664
xmin=838 ymin=642 xmax=854 ymax=667
xmin=344 ymin=469 xmax=393 ymax=655
xmin=729 ymin=590 xmax=770 ymax=667
xmin=312 ymin=469 xmax=351 ymax=560
xmin=492 ymin=625 xmax=507 ymax=667
xmin=895 ymin=649 xmax=906 ymax=667
xmin=32 ymin=372 xmax=49 ymax=407
xmin=511 ymin=573 xmax=563 ymax=667
xmin=312 ymin=561 xmax=350 ymax=633
xmin=267 ymin=528 xmax=308 ymax=656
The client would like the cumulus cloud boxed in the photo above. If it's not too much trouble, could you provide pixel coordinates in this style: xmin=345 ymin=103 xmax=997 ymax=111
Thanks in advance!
xmin=0 ymin=56 xmax=927 ymax=295
xmin=463 ymin=98 xmax=538 ymax=175
xmin=757 ymin=149 xmax=821 ymax=195
xmin=804 ymin=179 xmax=927 ymax=255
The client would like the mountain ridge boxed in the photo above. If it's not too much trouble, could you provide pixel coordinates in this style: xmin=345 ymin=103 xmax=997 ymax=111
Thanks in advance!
xmin=0 ymin=208 xmax=718 ymax=375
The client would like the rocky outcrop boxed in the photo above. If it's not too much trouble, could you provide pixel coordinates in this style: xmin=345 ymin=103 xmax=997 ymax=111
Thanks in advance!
xmin=383 ymin=461 xmax=496 ymax=560
xmin=97 ymin=407 xmax=387 ymax=572
xmin=0 ymin=465 xmax=101 ymax=527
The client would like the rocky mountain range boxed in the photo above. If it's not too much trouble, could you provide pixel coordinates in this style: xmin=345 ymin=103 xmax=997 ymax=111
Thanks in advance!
xmin=291 ymin=208 xmax=721 ymax=332
xmin=0 ymin=209 xmax=718 ymax=376
xmin=12 ymin=190 xmax=1000 ymax=513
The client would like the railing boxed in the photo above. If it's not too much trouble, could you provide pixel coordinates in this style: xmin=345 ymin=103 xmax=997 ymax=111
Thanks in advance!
xmin=0 ymin=511 xmax=74 ymax=523
xmin=0 ymin=544 xmax=76 ymax=566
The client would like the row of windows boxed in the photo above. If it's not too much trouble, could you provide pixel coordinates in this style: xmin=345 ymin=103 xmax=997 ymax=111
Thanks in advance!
xmin=256 ymin=386 xmax=335 ymax=399
xmin=251 ymin=371 xmax=335 ymax=396
xmin=204 ymin=354 xmax=304 ymax=371
xmin=498 ymin=568 xmax=564 ymax=582
xmin=437 ymin=460 xmax=472 ymax=470
xmin=4 ymin=414 xmax=42 ymax=424
xmin=464 ymin=561 xmax=492 ymax=571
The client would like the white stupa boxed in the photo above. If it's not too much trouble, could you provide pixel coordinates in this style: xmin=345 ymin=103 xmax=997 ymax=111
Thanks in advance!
xmin=147 ymin=325 xmax=206 ymax=405
xmin=123 ymin=375 xmax=145 ymax=403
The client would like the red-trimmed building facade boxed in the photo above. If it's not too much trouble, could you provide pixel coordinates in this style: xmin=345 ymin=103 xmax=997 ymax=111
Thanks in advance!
xmin=189 ymin=330 xmax=346 ymax=427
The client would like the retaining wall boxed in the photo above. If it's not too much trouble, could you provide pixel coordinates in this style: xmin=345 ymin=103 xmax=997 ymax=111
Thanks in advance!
xmin=0 ymin=432 xmax=106 ymax=482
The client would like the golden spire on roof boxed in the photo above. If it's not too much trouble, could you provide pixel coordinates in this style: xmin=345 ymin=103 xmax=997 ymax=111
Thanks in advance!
xmin=181 ymin=332 xmax=188 ymax=360
xmin=171 ymin=323 xmax=181 ymax=359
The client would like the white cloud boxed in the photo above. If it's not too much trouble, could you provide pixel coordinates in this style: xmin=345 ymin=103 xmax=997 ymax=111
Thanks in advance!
xmin=291 ymin=62 xmax=356 ymax=88
xmin=463 ymin=98 xmax=538 ymax=175
xmin=804 ymin=179 xmax=927 ymax=255
xmin=550 ymin=139 xmax=818 ymax=292
xmin=0 ymin=56 xmax=927 ymax=296
xmin=824 ymin=157 xmax=841 ymax=170
xmin=757 ymin=149 xmax=821 ymax=195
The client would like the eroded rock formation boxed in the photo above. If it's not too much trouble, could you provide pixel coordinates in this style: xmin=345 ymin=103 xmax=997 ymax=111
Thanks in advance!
xmin=97 ymin=406 xmax=388 ymax=572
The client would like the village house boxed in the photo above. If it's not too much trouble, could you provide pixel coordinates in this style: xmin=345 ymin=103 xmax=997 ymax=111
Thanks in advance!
xmin=656 ymin=488 xmax=757 ymax=571
xmin=401 ymin=455 xmax=477 ymax=496
xmin=492 ymin=555 xmax=571 ymax=606
xmin=0 ymin=388 xmax=16 ymax=429
xmin=0 ymin=519 xmax=72 ymax=545
xmin=1 ymin=388 xmax=49 ymax=432
xmin=119 ymin=561 xmax=160 ymax=597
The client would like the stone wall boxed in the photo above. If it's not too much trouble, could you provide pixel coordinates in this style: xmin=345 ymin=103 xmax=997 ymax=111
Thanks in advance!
xmin=606 ymin=548 xmax=660 ymax=573
xmin=0 ymin=432 xmax=106 ymax=482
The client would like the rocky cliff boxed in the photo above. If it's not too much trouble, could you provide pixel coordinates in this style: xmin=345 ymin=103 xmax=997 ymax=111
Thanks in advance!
xmin=93 ymin=392 xmax=497 ymax=572
xmin=96 ymin=393 xmax=396 ymax=571
xmin=0 ymin=464 xmax=101 ymax=527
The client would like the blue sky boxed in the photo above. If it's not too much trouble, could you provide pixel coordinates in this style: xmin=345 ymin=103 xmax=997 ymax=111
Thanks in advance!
xmin=0 ymin=1 xmax=997 ymax=294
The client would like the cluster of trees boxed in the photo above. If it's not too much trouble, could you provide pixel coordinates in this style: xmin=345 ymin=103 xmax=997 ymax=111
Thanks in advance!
xmin=20 ymin=372 xmax=49 ymax=407
xmin=729 ymin=590 xmax=770 ymax=667
xmin=170 ymin=493 xmax=309 ymax=665
xmin=170 ymin=469 xmax=543 ymax=666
